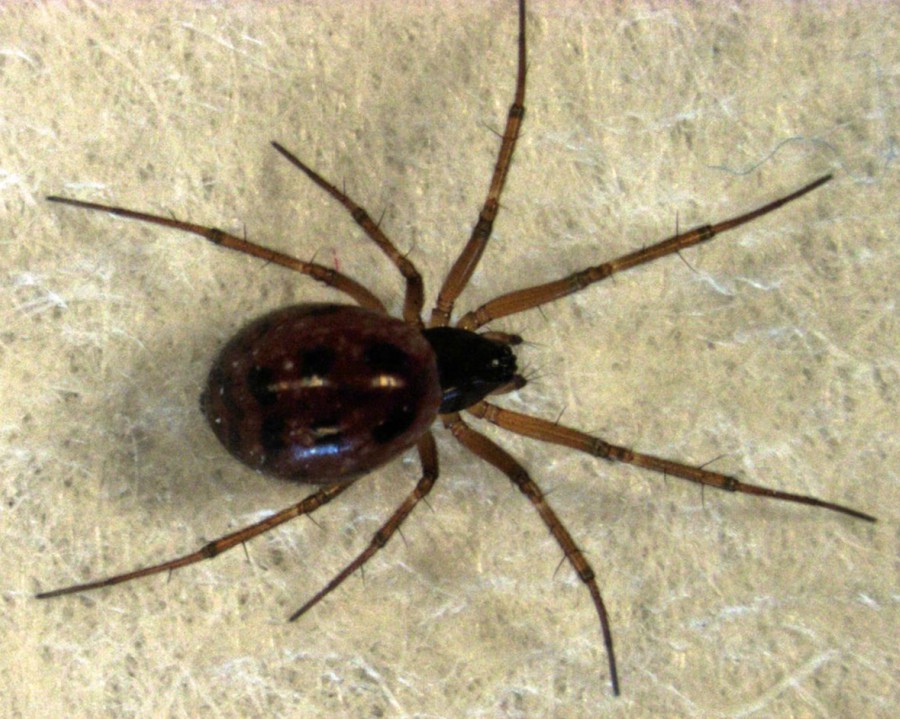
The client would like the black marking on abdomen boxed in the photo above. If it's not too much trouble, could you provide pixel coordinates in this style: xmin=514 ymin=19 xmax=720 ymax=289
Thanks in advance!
xmin=371 ymin=405 xmax=416 ymax=444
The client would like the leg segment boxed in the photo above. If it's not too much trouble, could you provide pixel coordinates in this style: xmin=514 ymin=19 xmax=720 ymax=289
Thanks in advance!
xmin=46 ymin=196 xmax=386 ymax=313
xmin=36 ymin=481 xmax=354 ymax=599
xmin=270 ymin=142 xmax=425 ymax=327
xmin=443 ymin=411 xmax=620 ymax=696
xmin=430 ymin=0 xmax=527 ymax=327
xmin=467 ymin=401 xmax=875 ymax=522
xmin=288 ymin=431 xmax=439 ymax=622
xmin=456 ymin=175 xmax=833 ymax=330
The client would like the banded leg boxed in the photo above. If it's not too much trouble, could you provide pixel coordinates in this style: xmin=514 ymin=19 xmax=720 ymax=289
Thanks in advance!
xmin=430 ymin=0 xmax=527 ymax=327
xmin=443 ymin=411 xmax=621 ymax=696
xmin=46 ymin=196 xmax=386 ymax=313
xmin=288 ymin=432 xmax=439 ymax=622
xmin=467 ymin=401 xmax=875 ymax=523
xmin=456 ymin=175 xmax=833 ymax=330
xmin=36 ymin=481 xmax=354 ymax=599
xmin=271 ymin=142 xmax=425 ymax=326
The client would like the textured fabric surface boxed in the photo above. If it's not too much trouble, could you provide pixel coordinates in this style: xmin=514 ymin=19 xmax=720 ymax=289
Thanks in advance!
xmin=2 ymin=2 xmax=895 ymax=717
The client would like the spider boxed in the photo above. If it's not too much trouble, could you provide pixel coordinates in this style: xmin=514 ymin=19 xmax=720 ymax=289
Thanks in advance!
xmin=38 ymin=0 xmax=874 ymax=696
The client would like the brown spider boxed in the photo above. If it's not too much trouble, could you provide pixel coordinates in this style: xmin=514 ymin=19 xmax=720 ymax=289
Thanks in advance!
xmin=38 ymin=0 xmax=874 ymax=696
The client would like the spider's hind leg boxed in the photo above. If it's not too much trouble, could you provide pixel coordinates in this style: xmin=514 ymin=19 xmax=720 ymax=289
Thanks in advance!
xmin=36 ymin=481 xmax=355 ymax=600
xmin=45 ymin=195 xmax=386 ymax=311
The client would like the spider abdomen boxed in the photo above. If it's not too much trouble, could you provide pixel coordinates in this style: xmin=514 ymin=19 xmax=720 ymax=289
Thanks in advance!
xmin=201 ymin=303 xmax=442 ymax=483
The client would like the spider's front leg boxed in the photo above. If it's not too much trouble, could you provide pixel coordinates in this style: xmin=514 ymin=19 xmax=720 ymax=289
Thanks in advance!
xmin=456 ymin=175 xmax=833 ymax=330
xmin=467 ymin=401 xmax=876 ymax=522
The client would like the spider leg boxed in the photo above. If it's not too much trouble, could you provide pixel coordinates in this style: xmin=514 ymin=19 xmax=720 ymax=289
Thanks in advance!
xmin=456 ymin=174 xmax=833 ymax=330
xmin=430 ymin=0 xmax=527 ymax=328
xmin=270 ymin=142 xmax=425 ymax=327
xmin=287 ymin=432 xmax=439 ymax=622
xmin=489 ymin=375 xmax=529 ymax=398
xmin=478 ymin=330 xmax=523 ymax=346
xmin=468 ymin=401 xmax=876 ymax=522
xmin=35 ymin=481 xmax=353 ymax=600
xmin=443 ymin=410 xmax=621 ymax=696
xmin=45 ymin=196 xmax=385 ymax=312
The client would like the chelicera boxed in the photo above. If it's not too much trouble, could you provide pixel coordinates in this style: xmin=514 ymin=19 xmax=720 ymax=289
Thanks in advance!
xmin=39 ymin=0 xmax=875 ymax=695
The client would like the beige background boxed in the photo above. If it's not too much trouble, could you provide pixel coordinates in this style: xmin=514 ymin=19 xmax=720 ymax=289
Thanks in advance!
xmin=1 ymin=2 xmax=896 ymax=718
